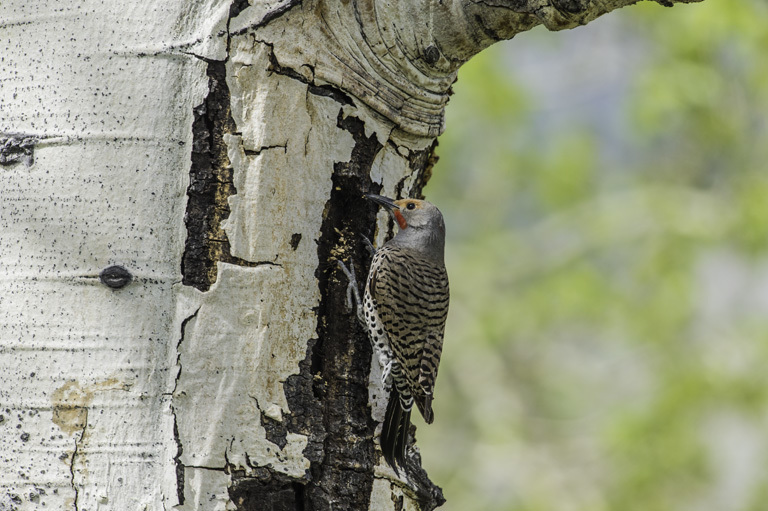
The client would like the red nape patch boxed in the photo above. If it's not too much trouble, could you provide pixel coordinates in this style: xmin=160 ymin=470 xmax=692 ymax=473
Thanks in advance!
xmin=393 ymin=210 xmax=408 ymax=230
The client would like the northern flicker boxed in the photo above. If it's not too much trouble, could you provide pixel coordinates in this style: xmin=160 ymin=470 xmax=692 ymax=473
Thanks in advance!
xmin=339 ymin=193 xmax=449 ymax=474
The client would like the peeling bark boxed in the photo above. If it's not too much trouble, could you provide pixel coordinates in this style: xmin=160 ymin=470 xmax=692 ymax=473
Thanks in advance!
xmin=183 ymin=56 xmax=271 ymax=291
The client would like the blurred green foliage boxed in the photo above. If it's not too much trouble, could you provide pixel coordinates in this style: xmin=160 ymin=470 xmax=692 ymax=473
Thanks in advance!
xmin=420 ymin=1 xmax=768 ymax=510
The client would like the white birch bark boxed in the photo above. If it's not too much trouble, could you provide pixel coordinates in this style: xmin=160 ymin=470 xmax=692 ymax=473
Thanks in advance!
xmin=0 ymin=0 xmax=702 ymax=509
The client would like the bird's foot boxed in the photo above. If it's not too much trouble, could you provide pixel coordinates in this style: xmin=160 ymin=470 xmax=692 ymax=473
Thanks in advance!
xmin=361 ymin=234 xmax=375 ymax=257
xmin=336 ymin=260 xmax=365 ymax=326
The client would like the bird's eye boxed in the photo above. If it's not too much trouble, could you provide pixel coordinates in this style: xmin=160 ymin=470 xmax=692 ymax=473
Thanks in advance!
xmin=406 ymin=202 xmax=416 ymax=210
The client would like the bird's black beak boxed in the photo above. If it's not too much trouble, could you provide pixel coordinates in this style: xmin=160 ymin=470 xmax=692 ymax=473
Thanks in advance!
xmin=364 ymin=193 xmax=398 ymax=211
xmin=365 ymin=193 xmax=408 ymax=230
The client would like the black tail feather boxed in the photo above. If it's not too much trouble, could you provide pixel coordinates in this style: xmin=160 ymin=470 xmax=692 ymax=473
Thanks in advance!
xmin=381 ymin=387 xmax=411 ymax=474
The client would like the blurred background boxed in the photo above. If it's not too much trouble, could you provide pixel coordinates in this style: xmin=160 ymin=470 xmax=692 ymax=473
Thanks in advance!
xmin=418 ymin=1 xmax=768 ymax=510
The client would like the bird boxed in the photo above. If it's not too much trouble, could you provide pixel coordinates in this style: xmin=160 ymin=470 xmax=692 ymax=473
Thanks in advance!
xmin=340 ymin=193 xmax=449 ymax=474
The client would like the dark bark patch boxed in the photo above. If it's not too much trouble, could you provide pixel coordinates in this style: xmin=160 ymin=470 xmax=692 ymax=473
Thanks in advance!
xmin=333 ymin=114 xmax=384 ymax=179
xmin=302 ymin=113 xmax=383 ymax=510
xmin=424 ymin=46 xmax=441 ymax=66
xmin=260 ymin=411 xmax=289 ymax=450
xmin=173 ymin=418 xmax=185 ymax=505
xmin=182 ymin=59 xmax=264 ymax=291
xmin=552 ymin=0 xmax=591 ymax=13
xmin=290 ymin=233 xmax=302 ymax=250
xmin=308 ymin=84 xmax=354 ymax=106
xmin=230 ymin=470 xmax=305 ymax=511
xmin=406 ymin=139 xmax=440 ymax=199
xmin=283 ymin=338 xmax=326 ymax=466
xmin=0 ymin=135 xmax=36 ymax=166
xmin=229 ymin=339 xmax=323 ymax=510
xmin=405 ymin=450 xmax=447 ymax=510
xmin=229 ymin=0 xmax=250 ymax=19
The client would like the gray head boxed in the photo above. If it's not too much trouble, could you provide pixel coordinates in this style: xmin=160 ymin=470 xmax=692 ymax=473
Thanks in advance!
xmin=365 ymin=194 xmax=446 ymax=263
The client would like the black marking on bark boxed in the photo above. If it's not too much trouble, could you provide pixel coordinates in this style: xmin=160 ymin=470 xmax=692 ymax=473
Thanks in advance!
xmin=230 ymin=469 xmax=306 ymax=511
xmin=290 ymin=233 xmax=302 ymax=250
xmin=283 ymin=337 xmax=326 ymax=466
xmin=553 ymin=0 xmax=590 ymax=13
xmin=262 ymin=41 xmax=354 ymax=107
xmin=243 ymin=143 xmax=287 ymax=157
xmin=231 ymin=0 xmax=302 ymax=36
xmin=182 ymin=59 xmax=265 ymax=291
xmin=254 ymin=400 xmax=289 ymax=450
xmin=473 ymin=13 xmax=505 ymax=43
xmin=407 ymin=139 xmax=440 ymax=199
xmin=99 ymin=265 xmax=133 ymax=289
xmin=405 ymin=450 xmax=446 ymax=511
xmin=0 ymin=134 xmax=36 ymax=166
xmin=393 ymin=493 xmax=405 ymax=511
xmin=230 ymin=339 xmax=322 ymax=509
xmin=334 ymin=114 xmax=383 ymax=179
xmin=172 ymin=308 xmax=199 ymax=506
xmin=308 ymin=84 xmax=354 ymax=106
xmin=185 ymin=464 xmax=228 ymax=472
xmin=266 ymin=45 xmax=309 ymax=82
xmin=424 ymin=45 xmax=440 ymax=66
xmin=229 ymin=0 xmax=250 ymax=19
xmin=69 ymin=411 xmax=88 ymax=511
xmin=172 ymin=418 xmax=185 ymax=505
xmin=391 ymin=153 xmax=410 ymax=201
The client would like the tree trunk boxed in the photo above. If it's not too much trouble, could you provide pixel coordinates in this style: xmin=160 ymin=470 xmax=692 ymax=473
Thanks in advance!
xmin=0 ymin=0 xmax=702 ymax=509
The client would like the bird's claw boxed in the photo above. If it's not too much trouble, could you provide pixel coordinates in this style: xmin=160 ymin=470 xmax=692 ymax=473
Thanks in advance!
xmin=361 ymin=234 xmax=375 ymax=257
xmin=336 ymin=260 xmax=355 ymax=310
xmin=336 ymin=259 xmax=365 ymax=325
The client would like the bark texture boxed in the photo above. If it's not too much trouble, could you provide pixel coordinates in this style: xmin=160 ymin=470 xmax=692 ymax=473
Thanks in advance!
xmin=0 ymin=0 xmax=701 ymax=510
